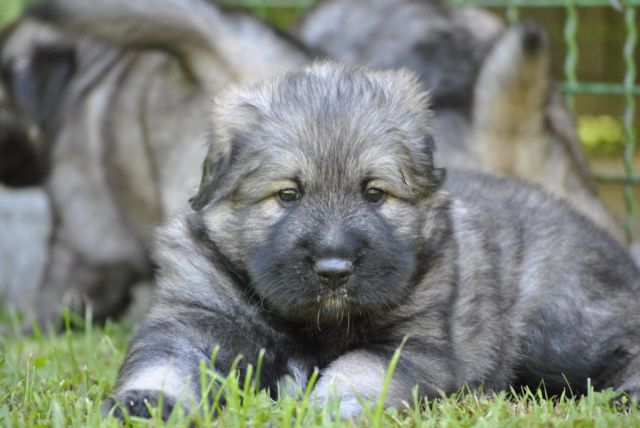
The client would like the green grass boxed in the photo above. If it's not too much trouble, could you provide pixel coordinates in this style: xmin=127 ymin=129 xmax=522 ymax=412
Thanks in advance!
xmin=1 ymin=310 xmax=640 ymax=427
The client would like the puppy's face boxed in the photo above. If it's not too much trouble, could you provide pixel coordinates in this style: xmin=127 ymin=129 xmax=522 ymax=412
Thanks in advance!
xmin=195 ymin=63 xmax=443 ymax=326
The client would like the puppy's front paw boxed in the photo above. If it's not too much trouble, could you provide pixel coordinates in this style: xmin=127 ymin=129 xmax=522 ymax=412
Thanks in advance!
xmin=311 ymin=349 xmax=410 ymax=419
xmin=314 ymin=387 xmax=365 ymax=420
xmin=102 ymin=389 xmax=176 ymax=420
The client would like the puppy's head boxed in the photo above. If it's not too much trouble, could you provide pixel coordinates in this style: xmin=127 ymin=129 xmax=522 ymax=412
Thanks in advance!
xmin=192 ymin=62 xmax=444 ymax=325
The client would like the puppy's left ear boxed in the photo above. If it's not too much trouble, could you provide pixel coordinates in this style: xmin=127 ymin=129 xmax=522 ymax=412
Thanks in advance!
xmin=381 ymin=68 xmax=445 ymax=192
xmin=414 ymin=134 xmax=446 ymax=194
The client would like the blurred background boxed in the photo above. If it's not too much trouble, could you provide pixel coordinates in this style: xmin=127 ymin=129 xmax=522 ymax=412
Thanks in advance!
xmin=3 ymin=0 xmax=636 ymax=237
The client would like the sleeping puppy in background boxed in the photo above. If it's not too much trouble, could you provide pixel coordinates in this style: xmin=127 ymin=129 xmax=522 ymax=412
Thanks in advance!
xmin=106 ymin=63 xmax=640 ymax=420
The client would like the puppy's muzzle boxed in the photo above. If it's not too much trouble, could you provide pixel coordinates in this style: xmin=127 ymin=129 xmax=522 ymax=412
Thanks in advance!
xmin=314 ymin=257 xmax=353 ymax=289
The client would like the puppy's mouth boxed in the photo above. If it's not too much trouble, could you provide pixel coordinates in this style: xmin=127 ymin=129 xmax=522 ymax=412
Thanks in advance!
xmin=317 ymin=286 xmax=350 ymax=310
xmin=307 ymin=286 xmax=357 ymax=330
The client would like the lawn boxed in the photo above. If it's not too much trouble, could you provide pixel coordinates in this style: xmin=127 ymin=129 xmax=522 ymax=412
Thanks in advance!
xmin=1 ymin=310 xmax=639 ymax=427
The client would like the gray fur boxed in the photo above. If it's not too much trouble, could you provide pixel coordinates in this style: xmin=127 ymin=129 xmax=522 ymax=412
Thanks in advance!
xmin=297 ymin=0 xmax=626 ymax=244
xmin=297 ymin=0 xmax=501 ymax=110
xmin=0 ymin=0 xmax=307 ymax=325
xmin=109 ymin=63 xmax=640 ymax=419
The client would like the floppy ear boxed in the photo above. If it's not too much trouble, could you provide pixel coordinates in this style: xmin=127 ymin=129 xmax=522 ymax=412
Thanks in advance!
xmin=189 ymin=91 xmax=266 ymax=211
xmin=419 ymin=134 xmax=446 ymax=193
xmin=189 ymin=138 xmax=234 ymax=211
xmin=379 ymin=68 xmax=445 ymax=194
xmin=189 ymin=132 xmax=265 ymax=211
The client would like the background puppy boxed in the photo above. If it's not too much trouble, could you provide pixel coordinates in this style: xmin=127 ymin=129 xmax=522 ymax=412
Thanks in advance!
xmin=297 ymin=0 xmax=626 ymax=244
xmin=0 ymin=0 xmax=307 ymax=325
xmin=108 ymin=63 xmax=640 ymax=420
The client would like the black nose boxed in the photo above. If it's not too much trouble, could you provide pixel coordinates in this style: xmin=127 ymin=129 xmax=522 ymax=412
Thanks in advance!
xmin=314 ymin=258 xmax=353 ymax=287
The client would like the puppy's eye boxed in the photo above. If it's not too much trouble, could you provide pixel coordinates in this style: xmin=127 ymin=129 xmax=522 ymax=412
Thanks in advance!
xmin=277 ymin=188 xmax=301 ymax=203
xmin=363 ymin=187 xmax=385 ymax=203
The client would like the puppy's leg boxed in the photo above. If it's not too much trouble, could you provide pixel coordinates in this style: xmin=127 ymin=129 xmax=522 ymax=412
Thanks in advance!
xmin=104 ymin=316 xmax=210 ymax=419
xmin=105 ymin=305 xmax=292 ymax=420
xmin=313 ymin=345 xmax=457 ymax=419
xmin=612 ymin=352 xmax=640 ymax=400
xmin=102 ymin=389 xmax=179 ymax=420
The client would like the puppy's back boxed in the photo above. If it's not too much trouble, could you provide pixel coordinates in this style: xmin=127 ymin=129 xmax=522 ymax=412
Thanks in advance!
xmin=445 ymin=169 xmax=639 ymax=393
xmin=445 ymin=169 xmax=636 ymax=282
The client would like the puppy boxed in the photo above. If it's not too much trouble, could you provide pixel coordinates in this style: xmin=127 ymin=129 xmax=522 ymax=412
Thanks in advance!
xmin=107 ymin=63 xmax=640 ymax=419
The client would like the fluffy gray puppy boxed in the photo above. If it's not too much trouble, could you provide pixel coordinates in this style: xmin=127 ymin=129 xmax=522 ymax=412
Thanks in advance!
xmin=297 ymin=0 xmax=626 ymax=244
xmin=106 ymin=63 xmax=640 ymax=420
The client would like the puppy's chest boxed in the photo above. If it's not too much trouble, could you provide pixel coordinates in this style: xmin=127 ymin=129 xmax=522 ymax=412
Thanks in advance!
xmin=286 ymin=323 xmax=376 ymax=366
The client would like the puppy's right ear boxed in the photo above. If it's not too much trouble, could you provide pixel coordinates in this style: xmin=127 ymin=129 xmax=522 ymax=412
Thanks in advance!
xmin=189 ymin=95 xmax=263 ymax=211
xmin=189 ymin=79 xmax=277 ymax=211
xmin=189 ymin=138 xmax=235 ymax=211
